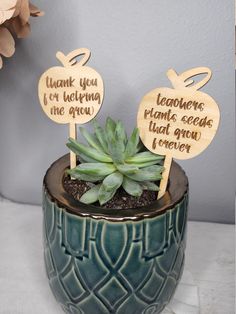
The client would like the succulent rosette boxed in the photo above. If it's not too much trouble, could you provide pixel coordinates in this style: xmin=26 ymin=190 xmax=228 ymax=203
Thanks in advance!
xmin=67 ymin=117 xmax=164 ymax=205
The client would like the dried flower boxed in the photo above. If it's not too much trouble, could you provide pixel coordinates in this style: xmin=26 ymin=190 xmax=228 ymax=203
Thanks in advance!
xmin=0 ymin=1 xmax=17 ymax=24
xmin=0 ymin=0 xmax=43 ymax=69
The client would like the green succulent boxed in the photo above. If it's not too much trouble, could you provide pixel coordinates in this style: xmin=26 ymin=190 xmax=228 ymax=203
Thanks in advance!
xmin=66 ymin=117 xmax=164 ymax=205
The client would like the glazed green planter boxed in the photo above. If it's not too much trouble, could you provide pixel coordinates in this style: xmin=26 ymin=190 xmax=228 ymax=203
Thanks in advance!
xmin=43 ymin=154 xmax=188 ymax=314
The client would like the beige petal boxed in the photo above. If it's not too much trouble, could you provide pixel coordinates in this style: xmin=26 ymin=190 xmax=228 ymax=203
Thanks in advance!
xmin=0 ymin=26 xmax=15 ymax=56
xmin=11 ymin=17 xmax=30 ymax=38
xmin=2 ymin=19 xmax=13 ymax=32
xmin=5 ymin=16 xmax=17 ymax=33
xmin=18 ymin=22 xmax=30 ymax=38
xmin=0 ymin=0 xmax=17 ymax=11
xmin=18 ymin=0 xmax=30 ymax=24
xmin=0 ymin=55 xmax=3 ymax=69
xmin=12 ymin=0 xmax=21 ymax=17
xmin=0 ymin=26 xmax=15 ymax=57
xmin=29 ymin=3 xmax=44 ymax=17
xmin=0 ymin=8 xmax=16 ymax=24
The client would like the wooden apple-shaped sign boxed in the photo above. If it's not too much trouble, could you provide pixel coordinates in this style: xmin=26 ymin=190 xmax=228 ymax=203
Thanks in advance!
xmin=38 ymin=48 xmax=104 ymax=124
xmin=38 ymin=48 xmax=104 ymax=169
xmin=137 ymin=67 xmax=220 ymax=198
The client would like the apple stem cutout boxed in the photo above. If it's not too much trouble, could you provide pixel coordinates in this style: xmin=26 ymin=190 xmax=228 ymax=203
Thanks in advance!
xmin=38 ymin=48 xmax=104 ymax=173
xmin=137 ymin=67 xmax=220 ymax=200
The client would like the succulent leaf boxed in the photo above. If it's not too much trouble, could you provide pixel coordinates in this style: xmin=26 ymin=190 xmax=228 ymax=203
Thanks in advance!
xmin=79 ymin=127 xmax=105 ymax=153
xmin=126 ymin=165 xmax=163 ymax=182
xmin=125 ymin=151 xmax=164 ymax=164
xmin=116 ymin=164 xmax=139 ymax=175
xmin=67 ymin=138 xmax=112 ymax=163
xmin=102 ymin=172 xmax=123 ymax=191
xmin=93 ymin=120 xmax=109 ymax=153
xmin=106 ymin=121 xmax=125 ymax=163
xmin=67 ymin=170 xmax=104 ymax=182
xmin=73 ymin=163 xmax=116 ymax=176
xmin=113 ymin=121 xmax=126 ymax=156
xmin=125 ymin=127 xmax=139 ymax=158
xmin=140 ymin=181 xmax=160 ymax=191
xmin=76 ymin=152 xmax=99 ymax=163
xmin=106 ymin=117 xmax=116 ymax=134
xmin=127 ymin=160 xmax=163 ymax=169
xmin=80 ymin=184 xmax=101 ymax=204
xmin=98 ymin=184 xmax=117 ymax=205
xmin=136 ymin=140 xmax=145 ymax=153
xmin=115 ymin=120 xmax=127 ymax=146
xmin=122 ymin=177 xmax=143 ymax=197
xmin=108 ymin=138 xmax=124 ymax=163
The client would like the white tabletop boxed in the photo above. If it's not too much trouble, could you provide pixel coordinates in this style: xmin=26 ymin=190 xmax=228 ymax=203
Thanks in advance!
xmin=0 ymin=199 xmax=234 ymax=314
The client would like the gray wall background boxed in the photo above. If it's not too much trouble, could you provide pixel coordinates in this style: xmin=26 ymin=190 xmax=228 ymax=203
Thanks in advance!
xmin=0 ymin=1 xmax=235 ymax=223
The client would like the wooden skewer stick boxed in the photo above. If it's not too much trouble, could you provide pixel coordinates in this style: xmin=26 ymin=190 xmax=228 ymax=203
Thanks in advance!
xmin=69 ymin=122 xmax=77 ymax=170
xmin=158 ymin=155 xmax=172 ymax=199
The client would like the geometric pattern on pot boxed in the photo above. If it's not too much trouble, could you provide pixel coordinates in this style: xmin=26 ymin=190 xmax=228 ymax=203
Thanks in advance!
xmin=43 ymin=190 xmax=188 ymax=314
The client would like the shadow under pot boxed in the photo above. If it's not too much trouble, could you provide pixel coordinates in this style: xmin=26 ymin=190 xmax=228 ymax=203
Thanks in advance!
xmin=43 ymin=154 xmax=189 ymax=314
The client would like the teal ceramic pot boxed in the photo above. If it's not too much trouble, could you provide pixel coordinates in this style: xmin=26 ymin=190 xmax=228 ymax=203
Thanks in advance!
xmin=43 ymin=154 xmax=188 ymax=314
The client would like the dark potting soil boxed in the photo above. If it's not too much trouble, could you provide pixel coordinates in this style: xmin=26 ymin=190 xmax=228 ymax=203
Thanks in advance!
xmin=63 ymin=176 xmax=157 ymax=209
